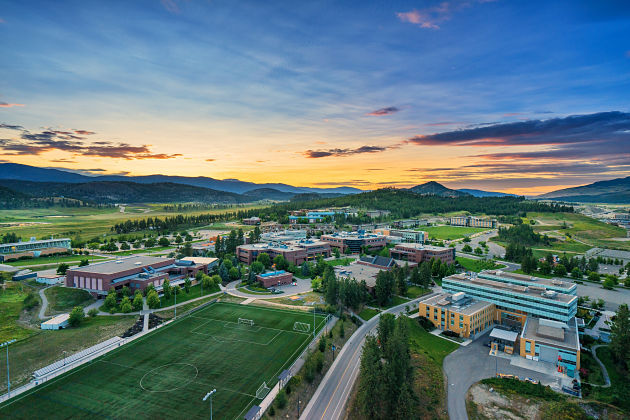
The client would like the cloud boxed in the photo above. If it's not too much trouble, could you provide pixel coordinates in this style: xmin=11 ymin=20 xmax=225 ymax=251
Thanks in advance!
xmin=406 ymin=111 xmax=630 ymax=147
xmin=74 ymin=130 xmax=96 ymax=135
xmin=161 ymin=0 xmax=181 ymax=13
xmin=0 ymin=124 xmax=182 ymax=160
xmin=303 ymin=145 xmax=389 ymax=158
xmin=205 ymin=158 xmax=216 ymax=162
xmin=0 ymin=18 xmax=5 ymax=24
xmin=424 ymin=121 xmax=464 ymax=126
xmin=366 ymin=106 xmax=400 ymax=117
xmin=0 ymin=123 xmax=24 ymax=130
xmin=397 ymin=1 xmax=492 ymax=29
xmin=0 ymin=102 xmax=25 ymax=108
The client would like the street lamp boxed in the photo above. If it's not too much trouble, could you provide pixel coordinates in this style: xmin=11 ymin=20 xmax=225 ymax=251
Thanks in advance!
xmin=203 ymin=389 xmax=217 ymax=420
xmin=63 ymin=350 xmax=67 ymax=373
xmin=1 ymin=339 xmax=16 ymax=398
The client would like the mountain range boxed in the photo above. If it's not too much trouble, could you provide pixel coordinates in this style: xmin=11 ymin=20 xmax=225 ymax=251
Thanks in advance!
xmin=0 ymin=163 xmax=361 ymax=195
xmin=536 ymin=176 xmax=630 ymax=203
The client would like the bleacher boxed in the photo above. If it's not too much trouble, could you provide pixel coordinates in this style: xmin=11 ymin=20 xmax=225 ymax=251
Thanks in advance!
xmin=33 ymin=337 xmax=123 ymax=379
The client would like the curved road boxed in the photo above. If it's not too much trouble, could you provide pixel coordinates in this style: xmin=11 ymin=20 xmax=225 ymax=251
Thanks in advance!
xmin=300 ymin=294 xmax=437 ymax=420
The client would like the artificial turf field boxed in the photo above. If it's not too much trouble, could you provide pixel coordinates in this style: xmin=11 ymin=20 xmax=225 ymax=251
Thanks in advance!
xmin=0 ymin=302 xmax=327 ymax=420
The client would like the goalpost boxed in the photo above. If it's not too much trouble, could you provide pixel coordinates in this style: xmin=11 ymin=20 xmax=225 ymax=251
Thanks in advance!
xmin=293 ymin=321 xmax=311 ymax=333
xmin=238 ymin=318 xmax=254 ymax=326
xmin=256 ymin=382 xmax=270 ymax=399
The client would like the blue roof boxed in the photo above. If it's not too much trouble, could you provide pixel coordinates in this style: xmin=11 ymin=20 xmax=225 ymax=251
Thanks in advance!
xmin=259 ymin=270 xmax=287 ymax=277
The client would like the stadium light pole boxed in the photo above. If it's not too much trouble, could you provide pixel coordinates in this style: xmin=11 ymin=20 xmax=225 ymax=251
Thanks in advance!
xmin=203 ymin=389 xmax=217 ymax=420
xmin=174 ymin=287 xmax=177 ymax=319
xmin=1 ymin=339 xmax=16 ymax=398
xmin=63 ymin=350 xmax=67 ymax=373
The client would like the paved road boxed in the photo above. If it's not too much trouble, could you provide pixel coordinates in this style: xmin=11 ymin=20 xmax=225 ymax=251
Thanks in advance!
xmin=37 ymin=286 xmax=52 ymax=320
xmin=588 ymin=345 xmax=611 ymax=387
xmin=300 ymin=294 xmax=437 ymax=420
xmin=452 ymin=230 xmax=505 ymax=259
xmin=443 ymin=331 xmax=561 ymax=420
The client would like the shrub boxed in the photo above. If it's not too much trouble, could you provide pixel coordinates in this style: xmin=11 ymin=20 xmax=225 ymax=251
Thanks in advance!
xmin=23 ymin=292 xmax=39 ymax=310
xmin=68 ymin=306 xmax=85 ymax=327
xmin=87 ymin=308 xmax=99 ymax=317
xmin=319 ymin=337 xmax=327 ymax=352
xmin=275 ymin=389 xmax=287 ymax=409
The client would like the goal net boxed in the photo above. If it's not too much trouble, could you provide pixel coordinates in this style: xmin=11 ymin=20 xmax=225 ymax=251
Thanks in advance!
xmin=238 ymin=318 xmax=254 ymax=326
xmin=256 ymin=382 xmax=270 ymax=399
xmin=293 ymin=322 xmax=311 ymax=333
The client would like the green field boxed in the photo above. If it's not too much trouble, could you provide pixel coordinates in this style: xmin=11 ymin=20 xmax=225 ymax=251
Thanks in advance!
xmin=0 ymin=282 xmax=39 ymax=342
xmin=44 ymin=286 xmax=95 ymax=316
xmin=456 ymin=256 xmax=503 ymax=273
xmin=358 ymin=307 xmax=380 ymax=320
xmin=4 ymin=254 xmax=108 ymax=267
xmin=420 ymin=226 xmax=490 ymax=240
xmin=405 ymin=285 xmax=431 ymax=299
xmin=0 ymin=302 xmax=326 ymax=419
xmin=0 ymin=204 xmax=266 ymax=242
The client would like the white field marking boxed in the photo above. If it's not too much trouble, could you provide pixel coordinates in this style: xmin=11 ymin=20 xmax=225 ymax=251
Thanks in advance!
xmin=188 ymin=315 xmax=313 ymax=336
xmin=232 ymin=322 xmax=317 ymax=420
xmin=139 ymin=363 xmax=199 ymax=393
xmin=206 ymin=330 xmax=283 ymax=347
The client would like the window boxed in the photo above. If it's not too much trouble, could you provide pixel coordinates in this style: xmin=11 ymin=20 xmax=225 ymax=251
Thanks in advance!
xmin=525 ymin=341 xmax=531 ymax=352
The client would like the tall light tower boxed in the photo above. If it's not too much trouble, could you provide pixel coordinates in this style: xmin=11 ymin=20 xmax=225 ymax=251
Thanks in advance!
xmin=1 ymin=339 xmax=16 ymax=398
xmin=203 ymin=389 xmax=217 ymax=420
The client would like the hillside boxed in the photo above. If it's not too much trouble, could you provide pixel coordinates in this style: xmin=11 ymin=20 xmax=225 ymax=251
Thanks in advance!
xmin=242 ymin=188 xmax=295 ymax=201
xmin=0 ymin=163 xmax=362 ymax=195
xmin=0 ymin=180 xmax=246 ymax=204
xmin=457 ymin=188 xmax=517 ymax=197
xmin=408 ymin=181 xmax=470 ymax=197
xmin=537 ymin=176 xmax=630 ymax=203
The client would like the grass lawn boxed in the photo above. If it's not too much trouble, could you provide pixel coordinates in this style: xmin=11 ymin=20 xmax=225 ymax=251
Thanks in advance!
xmin=0 ymin=302 xmax=326 ymax=419
xmin=5 ymin=254 xmax=107 ymax=267
xmin=420 ymin=226 xmax=490 ymax=240
xmin=456 ymin=256 xmax=503 ymax=273
xmin=405 ymin=285 xmax=431 ymax=299
xmin=0 ymin=281 xmax=39 ymax=343
xmin=381 ymin=295 xmax=411 ymax=309
xmin=0 ymin=315 xmax=136 ymax=394
xmin=155 ymin=283 xmax=220 ymax=308
xmin=327 ymin=257 xmax=354 ymax=266
xmin=236 ymin=286 xmax=276 ymax=295
xmin=358 ymin=307 xmax=380 ymax=320
xmin=407 ymin=316 xmax=459 ymax=364
xmin=44 ymin=286 xmax=95 ymax=316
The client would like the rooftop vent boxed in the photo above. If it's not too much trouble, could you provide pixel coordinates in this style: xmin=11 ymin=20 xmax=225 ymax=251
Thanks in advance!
xmin=542 ymin=290 xmax=557 ymax=299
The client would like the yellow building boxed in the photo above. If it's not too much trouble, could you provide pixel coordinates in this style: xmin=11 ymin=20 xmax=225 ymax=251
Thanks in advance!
xmin=418 ymin=292 xmax=495 ymax=339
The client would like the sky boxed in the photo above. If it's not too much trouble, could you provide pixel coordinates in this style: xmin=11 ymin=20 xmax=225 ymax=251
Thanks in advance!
xmin=1 ymin=0 xmax=630 ymax=195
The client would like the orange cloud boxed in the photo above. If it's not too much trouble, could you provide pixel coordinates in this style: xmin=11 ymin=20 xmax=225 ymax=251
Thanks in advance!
xmin=0 ymin=102 xmax=25 ymax=108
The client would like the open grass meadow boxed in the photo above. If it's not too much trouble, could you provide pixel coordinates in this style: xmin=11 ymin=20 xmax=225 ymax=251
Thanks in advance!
xmin=0 ymin=281 xmax=40 ymax=343
xmin=0 ymin=204 xmax=267 ymax=242
xmin=4 ymin=254 xmax=108 ymax=267
xmin=44 ymin=286 xmax=95 ymax=316
xmin=0 ymin=302 xmax=327 ymax=420
xmin=420 ymin=225 xmax=490 ymax=240
xmin=456 ymin=256 xmax=503 ymax=273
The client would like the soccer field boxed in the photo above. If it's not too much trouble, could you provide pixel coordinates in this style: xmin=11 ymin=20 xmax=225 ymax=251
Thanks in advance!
xmin=0 ymin=302 xmax=327 ymax=420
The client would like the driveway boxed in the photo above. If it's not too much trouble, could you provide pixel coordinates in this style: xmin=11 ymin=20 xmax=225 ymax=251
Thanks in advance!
xmin=443 ymin=331 xmax=562 ymax=420
xmin=224 ymin=277 xmax=312 ymax=299
xmin=452 ymin=230 xmax=505 ymax=259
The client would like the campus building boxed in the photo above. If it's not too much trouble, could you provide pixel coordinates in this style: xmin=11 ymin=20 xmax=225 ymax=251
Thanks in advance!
xmin=388 ymin=229 xmax=426 ymax=243
xmin=260 ymin=230 xmax=307 ymax=242
xmin=236 ymin=239 xmax=331 ymax=265
xmin=389 ymin=243 xmax=455 ymax=265
xmin=256 ymin=270 xmax=293 ymax=288
xmin=442 ymin=270 xmax=577 ymax=323
xmin=450 ymin=215 xmax=498 ymax=229
xmin=419 ymin=292 xmax=495 ymax=339
xmin=0 ymin=237 xmax=72 ymax=262
xmin=242 ymin=217 xmax=261 ymax=225
xmin=392 ymin=219 xmax=428 ymax=228
xmin=320 ymin=232 xmax=386 ymax=254
xmin=520 ymin=317 xmax=581 ymax=377
xmin=65 ymin=256 xmax=212 ymax=297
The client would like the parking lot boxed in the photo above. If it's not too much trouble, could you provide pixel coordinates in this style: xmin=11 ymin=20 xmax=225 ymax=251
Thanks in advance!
xmin=443 ymin=330 xmax=566 ymax=420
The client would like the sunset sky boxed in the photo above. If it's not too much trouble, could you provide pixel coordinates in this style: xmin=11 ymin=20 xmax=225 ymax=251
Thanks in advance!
xmin=1 ymin=0 xmax=630 ymax=195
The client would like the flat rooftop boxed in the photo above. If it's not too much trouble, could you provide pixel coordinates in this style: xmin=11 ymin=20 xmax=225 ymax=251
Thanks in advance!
xmin=70 ymin=256 xmax=174 ymax=275
xmin=393 ymin=243 xmax=451 ymax=251
xmin=521 ymin=317 xmax=579 ymax=351
xmin=420 ymin=292 xmax=494 ymax=315
xmin=480 ymin=269 xmax=575 ymax=292
xmin=444 ymin=273 xmax=577 ymax=304
xmin=334 ymin=263 xmax=381 ymax=287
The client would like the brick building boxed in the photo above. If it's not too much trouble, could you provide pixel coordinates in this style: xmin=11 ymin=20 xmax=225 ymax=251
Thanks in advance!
xmin=257 ymin=270 xmax=293 ymax=288
xmin=236 ymin=239 xmax=331 ymax=265
xmin=389 ymin=243 xmax=455 ymax=265
xmin=320 ymin=232 xmax=386 ymax=254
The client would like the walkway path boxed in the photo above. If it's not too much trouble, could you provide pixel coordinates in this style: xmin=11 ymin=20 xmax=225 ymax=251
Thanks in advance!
xmin=37 ymin=286 xmax=52 ymax=320
xmin=588 ymin=345 xmax=611 ymax=387
xmin=224 ymin=277 xmax=312 ymax=299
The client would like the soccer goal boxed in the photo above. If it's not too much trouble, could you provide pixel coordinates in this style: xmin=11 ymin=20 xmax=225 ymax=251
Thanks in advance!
xmin=238 ymin=318 xmax=254 ymax=326
xmin=256 ymin=382 xmax=270 ymax=399
xmin=293 ymin=322 xmax=311 ymax=333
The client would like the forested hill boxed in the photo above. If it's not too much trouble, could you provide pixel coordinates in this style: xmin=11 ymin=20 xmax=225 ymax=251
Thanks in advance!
xmin=0 ymin=180 xmax=246 ymax=204
xmin=258 ymin=189 xmax=573 ymax=219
